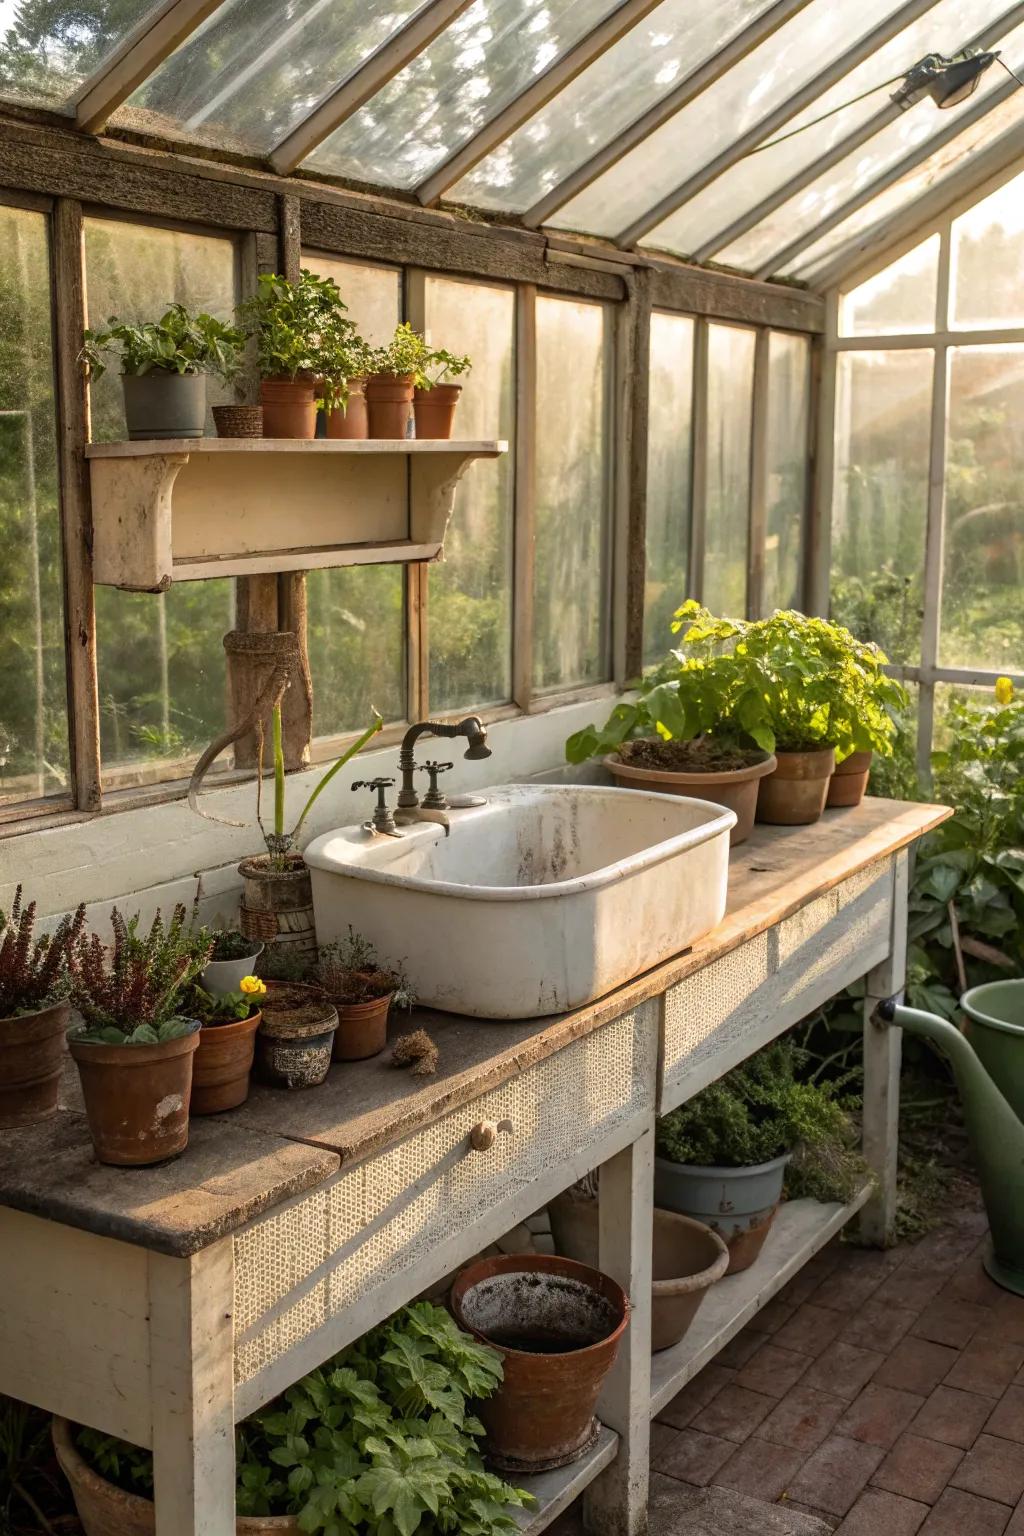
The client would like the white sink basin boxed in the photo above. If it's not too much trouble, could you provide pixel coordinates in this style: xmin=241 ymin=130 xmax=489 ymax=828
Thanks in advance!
xmin=304 ymin=784 xmax=734 ymax=1019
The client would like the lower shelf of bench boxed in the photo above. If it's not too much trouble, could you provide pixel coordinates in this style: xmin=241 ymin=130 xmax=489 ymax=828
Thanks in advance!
xmin=514 ymin=1426 xmax=619 ymax=1532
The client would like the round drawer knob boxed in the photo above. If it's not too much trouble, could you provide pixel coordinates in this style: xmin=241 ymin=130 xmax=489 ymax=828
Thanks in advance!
xmin=469 ymin=1119 xmax=512 ymax=1151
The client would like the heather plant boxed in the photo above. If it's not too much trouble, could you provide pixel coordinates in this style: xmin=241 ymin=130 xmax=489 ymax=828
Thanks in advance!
xmin=69 ymin=904 xmax=214 ymax=1045
xmin=314 ymin=927 xmax=414 ymax=1009
xmin=0 ymin=887 xmax=85 ymax=1018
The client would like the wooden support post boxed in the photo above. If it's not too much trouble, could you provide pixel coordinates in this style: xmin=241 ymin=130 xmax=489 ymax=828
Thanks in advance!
xmin=512 ymin=283 xmax=537 ymax=711
xmin=148 ymin=1240 xmax=235 ymax=1536
xmin=584 ymin=1130 xmax=653 ymax=1536
xmin=861 ymin=850 xmax=909 ymax=1247
xmin=279 ymin=571 xmax=313 ymax=769
xmin=618 ymin=270 xmax=650 ymax=683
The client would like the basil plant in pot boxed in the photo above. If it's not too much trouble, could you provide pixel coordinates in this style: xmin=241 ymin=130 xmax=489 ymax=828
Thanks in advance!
xmin=240 ymin=270 xmax=354 ymax=439
xmin=80 ymin=303 xmax=243 ymax=440
xmin=413 ymin=345 xmax=472 ymax=439
xmin=0 ymin=888 xmax=85 ymax=1129
xmin=366 ymin=321 xmax=428 ymax=439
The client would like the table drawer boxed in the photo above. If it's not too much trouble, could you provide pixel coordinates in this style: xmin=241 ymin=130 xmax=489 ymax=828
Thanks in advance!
xmin=233 ymin=1001 xmax=658 ymax=1409
xmin=660 ymin=858 xmax=894 ymax=1114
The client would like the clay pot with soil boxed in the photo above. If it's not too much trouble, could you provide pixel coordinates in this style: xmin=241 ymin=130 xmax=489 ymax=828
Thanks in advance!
xmin=313 ymin=929 xmax=411 ymax=1062
xmin=413 ymin=383 xmax=461 ymax=439
xmin=324 ymin=377 xmax=368 ymax=439
xmin=0 ymin=890 xmax=84 ymax=1129
xmin=256 ymin=981 xmax=337 ymax=1089
xmin=827 ymin=749 xmax=873 ymax=809
xmin=450 ymin=1252 xmax=629 ymax=1472
xmin=0 ymin=1001 xmax=72 ymax=1129
xmin=69 ymin=1024 xmax=201 ymax=1166
xmin=238 ymin=855 xmax=318 ymax=968
xmin=605 ymin=738 xmax=777 ymax=846
xmin=260 ymin=375 xmax=317 ymax=439
xmin=756 ymin=746 xmax=836 ymax=827
xmin=366 ymin=372 xmax=415 ymax=438
xmin=187 ymin=980 xmax=266 ymax=1115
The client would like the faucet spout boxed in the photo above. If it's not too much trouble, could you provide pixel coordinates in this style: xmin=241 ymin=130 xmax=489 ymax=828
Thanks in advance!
xmin=396 ymin=715 xmax=491 ymax=814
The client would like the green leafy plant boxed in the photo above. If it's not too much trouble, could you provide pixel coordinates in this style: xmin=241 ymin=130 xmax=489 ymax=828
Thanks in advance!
xmin=76 ymin=1302 xmax=531 ymax=1535
xmin=416 ymin=346 xmax=472 ymax=390
xmin=186 ymin=981 xmax=263 ymax=1026
xmin=371 ymin=321 xmax=428 ymax=379
xmin=260 ymin=705 xmax=384 ymax=870
xmin=80 ymin=304 xmax=243 ymax=382
xmin=315 ymin=927 xmax=414 ymax=1009
xmin=68 ymin=905 xmax=213 ymax=1045
xmin=0 ymin=887 xmax=85 ymax=1018
xmin=210 ymin=928 xmax=260 ymax=962
xmin=240 ymin=271 xmax=359 ymax=409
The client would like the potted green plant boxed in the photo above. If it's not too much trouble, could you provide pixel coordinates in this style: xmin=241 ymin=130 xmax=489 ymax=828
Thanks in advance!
xmin=240 ymin=270 xmax=353 ymax=439
xmin=413 ymin=345 xmax=472 ymax=439
xmin=313 ymin=927 xmax=413 ymax=1061
xmin=80 ymin=304 xmax=243 ymax=440
xmin=654 ymin=1038 xmax=864 ymax=1272
xmin=366 ymin=321 xmax=427 ymax=438
xmin=0 ymin=888 xmax=85 ymax=1129
xmin=201 ymin=928 xmax=264 ymax=996
xmin=187 ymin=975 xmax=266 ymax=1114
xmin=67 ymin=906 xmax=213 ymax=1166
xmin=321 ymin=328 xmax=375 ymax=441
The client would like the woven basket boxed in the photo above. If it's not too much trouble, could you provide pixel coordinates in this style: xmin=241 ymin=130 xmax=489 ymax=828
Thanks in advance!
xmin=213 ymin=403 xmax=264 ymax=439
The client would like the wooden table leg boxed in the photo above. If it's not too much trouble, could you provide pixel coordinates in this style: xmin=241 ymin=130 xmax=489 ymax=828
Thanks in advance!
xmin=861 ymin=849 xmax=909 ymax=1247
xmin=148 ymin=1240 xmax=236 ymax=1536
xmin=584 ymin=1130 xmax=653 ymax=1536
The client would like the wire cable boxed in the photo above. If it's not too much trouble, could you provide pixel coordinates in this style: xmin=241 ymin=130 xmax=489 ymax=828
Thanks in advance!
xmin=742 ymin=71 xmax=907 ymax=157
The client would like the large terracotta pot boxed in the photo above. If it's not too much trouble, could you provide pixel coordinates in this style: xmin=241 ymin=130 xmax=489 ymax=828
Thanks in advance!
xmin=191 ymin=1010 xmax=261 ymax=1115
xmin=0 ymin=999 xmax=69 ymax=1128
xmin=68 ymin=1024 xmax=200 ymax=1166
xmin=604 ymin=746 xmax=776 ymax=846
xmin=238 ymin=855 xmax=317 ymax=966
xmin=827 ymin=749 xmax=873 ymax=809
xmin=451 ymin=1253 xmax=628 ymax=1473
xmin=756 ymin=746 xmax=836 ymax=826
xmin=260 ymin=375 xmax=317 ymax=439
xmin=324 ymin=378 xmax=367 ymax=439
xmin=332 ymin=992 xmax=392 ymax=1061
xmin=52 ymin=1417 xmax=298 ymax=1536
xmin=366 ymin=372 xmax=414 ymax=439
xmin=413 ymin=383 xmax=461 ymax=439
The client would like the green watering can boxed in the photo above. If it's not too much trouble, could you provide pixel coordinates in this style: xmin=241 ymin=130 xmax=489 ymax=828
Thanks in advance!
xmin=879 ymin=981 xmax=1024 ymax=1297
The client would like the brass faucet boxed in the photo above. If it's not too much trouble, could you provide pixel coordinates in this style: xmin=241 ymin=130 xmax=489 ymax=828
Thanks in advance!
xmin=395 ymin=716 xmax=491 ymax=824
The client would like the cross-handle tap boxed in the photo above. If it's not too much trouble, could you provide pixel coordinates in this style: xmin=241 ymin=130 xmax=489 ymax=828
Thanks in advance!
xmin=352 ymin=776 xmax=398 ymax=835
xmin=418 ymin=760 xmax=454 ymax=810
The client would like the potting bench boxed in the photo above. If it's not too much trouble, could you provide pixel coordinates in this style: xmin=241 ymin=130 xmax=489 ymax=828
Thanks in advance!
xmin=0 ymin=798 xmax=947 ymax=1536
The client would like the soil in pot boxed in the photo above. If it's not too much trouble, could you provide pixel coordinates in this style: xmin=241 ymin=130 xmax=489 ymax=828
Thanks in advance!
xmin=756 ymin=746 xmax=836 ymax=827
xmin=256 ymin=982 xmax=337 ymax=1089
xmin=450 ymin=1253 xmax=628 ymax=1472
xmin=238 ymin=855 xmax=317 ymax=966
xmin=827 ymin=749 xmax=873 ymax=809
xmin=324 ymin=378 xmax=367 ymax=439
xmin=654 ymin=1152 xmax=790 ymax=1274
xmin=192 ymin=1009 xmax=261 ymax=1114
xmin=68 ymin=1024 xmax=201 ymax=1166
xmin=413 ymin=383 xmax=461 ymax=439
xmin=122 ymin=372 xmax=206 ymax=440
xmin=366 ymin=373 xmax=414 ymax=438
xmin=0 ymin=1000 xmax=70 ymax=1129
xmin=260 ymin=375 xmax=317 ymax=439
xmin=606 ymin=738 xmax=777 ymax=846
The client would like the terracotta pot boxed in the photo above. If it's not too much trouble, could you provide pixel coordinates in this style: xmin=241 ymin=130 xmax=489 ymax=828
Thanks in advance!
xmin=604 ymin=747 xmax=776 ymax=847
xmin=756 ymin=746 xmax=836 ymax=827
xmin=52 ymin=1417 xmax=298 ymax=1536
xmin=68 ymin=1024 xmax=200 ymax=1166
xmin=324 ymin=377 xmax=368 ymax=439
xmin=256 ymin=982 xmax=337 ymax=1089
xmin=827 ymin=749 xmax=873 ymax=809
xmin=548 ymin=1194 xmax=729 ymax=1352
xmin=238 ymin=855 xmax=317 ymax=966
xmin=0 ymin=1000 xmax=69 ymax=1129
xmin=451 ymin=1252 xmax=629 ymax=1473
xmin=413 ymin=383 xmax=461 ymax=440
xmin=212 ymin=403 xmax=264 ymax=439
xmin=332 ymin=991 xmax=392 ymax=1061
xmin=260 ymin=375 xmax=317 ymax=439
xmin=366 ymin=372 xmax=414 ymax=439
xmin=191 ymin=1010 xmax=261 ymax=1115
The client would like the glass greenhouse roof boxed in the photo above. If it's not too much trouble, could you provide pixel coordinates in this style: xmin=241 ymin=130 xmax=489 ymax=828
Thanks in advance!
xmin=1 ymin=0 xmax=1023 ymax=287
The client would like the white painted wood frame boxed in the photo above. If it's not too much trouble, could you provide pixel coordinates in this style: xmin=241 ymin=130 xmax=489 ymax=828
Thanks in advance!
xmin=860 ymin=850 xmax=910 ymax=1245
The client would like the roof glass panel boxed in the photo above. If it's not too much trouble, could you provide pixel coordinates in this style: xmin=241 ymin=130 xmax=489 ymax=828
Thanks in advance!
xmin=306 ymin=0 xmax=622 ymax=191
xmin=448 ymin=0 xmax=776 ymax=214
xmin=0 ymin=0 xmax=156 ymax=109
xmin=717 ymin=13 xmax=1024 ymax=272
xmin=642 ymin=0 xmax=1015 ymax=260
xmin=116 ymin=0 xmax=430 ymax=155
xmin=548 ymin=0 xmax=913 ymax=240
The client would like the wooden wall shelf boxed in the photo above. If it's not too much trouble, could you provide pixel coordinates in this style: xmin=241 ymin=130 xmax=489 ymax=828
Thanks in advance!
xmin=85 ymin=438 xmax=507 ymax=591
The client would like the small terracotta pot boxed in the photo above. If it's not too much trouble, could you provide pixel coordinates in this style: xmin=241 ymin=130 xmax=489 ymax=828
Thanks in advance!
xmin=212 ymin=403 xmax=264 ymax=439
xmin=756 ymin=746 xmax=836 ymax=826
xmin=68 ymin=1024 xmax=200 ymax=1166
xmin=332 ymin=991 xmax=392 ymax=1061
xmin=827 ymin=749 xmax=873 ymax=809
xmin=451 ymin=1253 xmax=629 ymax=1473
xmin=0 ymin=999 xmax=69 ymax=1129
xmin=260 ymin=375 xmax=317 ymax=439
xmin=52 ymin=1417 xmax=298 ymax=1536
xmin=191 ymin=1010 xmax=261 ymax=1115
xmin=324 ymin=377 xmax=368 ymax=440
xmin=256 ymin=982 xmax=337 ymax=1090
xmin=413 ymin=383 xmax=461 ymax=439
xmin=366 ymin=372 xmax=415 ymax=439
xmin=604 ymin=746 xmax=777 ymax=846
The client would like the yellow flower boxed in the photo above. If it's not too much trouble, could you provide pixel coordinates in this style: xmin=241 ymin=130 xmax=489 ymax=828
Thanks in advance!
xmin=995 ymin=676 xmax=1015 ymax=706
xmin=239 ymin=975 xmax=266 ymax=997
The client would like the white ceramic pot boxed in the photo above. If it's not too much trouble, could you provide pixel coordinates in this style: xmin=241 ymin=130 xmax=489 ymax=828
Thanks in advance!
xmin=201 ymin=945 xmax=264 ymax=997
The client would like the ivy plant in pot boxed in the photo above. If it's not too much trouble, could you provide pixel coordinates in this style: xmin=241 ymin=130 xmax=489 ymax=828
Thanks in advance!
xmin=67 ymin=906 xmax=214 ymax=1166
xmin=80 ymin=304 xmax=243 ymax=440
xmin=313 ymin=927 xmax=413 ymax=1061
xmin=240 ymin=270 xmax=353 ymax=439
xmin=655 ymin=1038 xmax=867 ymax=1273
xmin=186 ymin=974 xmax=266 ymax=1114
xmin=413 ymin=345 xmax=472 ymax=439
xmin=366 ymin=322 xmax=427 ymax=439
xmin=0 ymin=888 xmax=85 ymax=1129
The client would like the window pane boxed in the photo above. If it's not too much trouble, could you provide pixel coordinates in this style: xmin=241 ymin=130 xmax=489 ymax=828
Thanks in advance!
xmin=841 ymin=236 xmax=940 ymax=337
xmin=0 ymin=0 xmax=155 ymax=109
xmin=302 ymin=257 xmax=406 ymax=735
xmin=309 ymin=0 xmax=622 ymax=191
xmin=764 ymin=331 xmax=810 ymax=613
xmin=0 ymin=207 xmax=69 ymax=807
xmin=941 ymin=346 xmax=1024 ymax=673
xmin=84 ymin=218 xmax=238 ymax=787
xmin=426 ymin=278 xmax=514 ymax=712
xmin=644 ymin=311 xmax=692 ymax=664
xmin=952 ymin=169 xmax=1024 ymax=330
xmin=831 ymin=350 xmax=932 ymax=663
xmin=533 ymin=296 xmax=610 ymax=692
xmin=703 ymin=324 xmax=754 ymax=618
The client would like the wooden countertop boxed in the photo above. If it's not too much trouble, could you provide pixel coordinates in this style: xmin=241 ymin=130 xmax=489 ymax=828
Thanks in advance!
xmin=0 ymin=798 xmax=949 ymax=1256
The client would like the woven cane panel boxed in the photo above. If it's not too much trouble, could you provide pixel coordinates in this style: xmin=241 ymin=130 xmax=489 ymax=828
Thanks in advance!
xmin=233 ymin=1006 xmax=656 ymax=1387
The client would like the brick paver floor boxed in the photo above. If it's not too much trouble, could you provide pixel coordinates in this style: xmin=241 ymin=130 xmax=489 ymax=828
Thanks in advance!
xmin=550 ymin=1197 xmax=1024 ymax=1534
